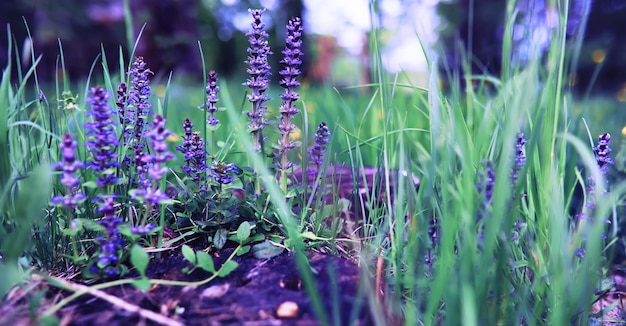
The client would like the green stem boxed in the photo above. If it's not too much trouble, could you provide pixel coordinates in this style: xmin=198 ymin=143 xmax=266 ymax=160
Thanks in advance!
xmin=42 ymin=244 xmax=242 ymax=317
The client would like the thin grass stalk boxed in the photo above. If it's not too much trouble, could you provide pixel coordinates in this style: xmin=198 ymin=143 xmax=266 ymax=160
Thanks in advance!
xmin=0 ymin=27 xmax=12 ymax=191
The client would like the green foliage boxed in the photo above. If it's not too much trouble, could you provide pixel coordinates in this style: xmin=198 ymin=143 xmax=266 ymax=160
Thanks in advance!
xmin=2 ymin=1 xmax=626 ymax=325
xmin=130 ymin=244 xmax=149 ymax=278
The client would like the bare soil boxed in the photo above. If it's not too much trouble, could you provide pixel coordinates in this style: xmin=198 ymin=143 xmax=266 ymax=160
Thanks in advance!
xmin=1 ymin=247 xmax=372 ymax=326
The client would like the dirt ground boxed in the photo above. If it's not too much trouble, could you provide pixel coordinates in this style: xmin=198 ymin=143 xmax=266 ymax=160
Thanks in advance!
xmin=0 ymin=246 xmax=373 ymax=326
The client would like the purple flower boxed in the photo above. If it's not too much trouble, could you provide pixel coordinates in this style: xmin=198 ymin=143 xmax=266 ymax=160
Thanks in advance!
xmin=594 ymin=133 xmax=613 ymax=173
xmin=276 ymin=17 xmax=303 ymax=175
xmin=146 ymin=115 xmax=175 ymax=180
xmin=581 ymin=133 xmax=613 ymax=213
xmin=574 ymin=247 xmax=585 ymax=260
xmin=96 ymin=197 xmax=124 ymax=275
xmin=477 ymin=160 xmax=496 ymax=221
xmin=133 ymin=148 xmax=151 ymax=190
xmin=51 ymin=133 xmax=87 ymax=208
xmin=176 ymin=118 xmax=194 ymax=166
xmin=208 ymin=161 xmax=238 ymax=185
xmin=131 ymin=223 xmax=156 ymax=236
xmin=116 ymin=82 xmax=132 ymax=145
xmin=85 ymin=86 xmax=120 ymax=188
xmin=307 ymin=122 xmax=331 ymax=178
xmin=245 ymin=8 xmax=273 ymax=151
xmin=176 ymin=120 xmax=207 ymax=191
xmin=128 ymin=56 xmax=154 ymax=151
xmin=200 ymin=70 xmax=221 ymax=126
xmin=577 ymin=133 xmax=613 ymax=248
xmin=132 ymin=115 xmax=175 ymax=206
xmin=511 ymin=132 xmax=527 ymax=184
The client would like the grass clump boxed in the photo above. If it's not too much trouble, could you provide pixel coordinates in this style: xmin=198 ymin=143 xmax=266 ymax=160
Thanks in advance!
xmin=1 ymin=1 xmax=626 ymax=325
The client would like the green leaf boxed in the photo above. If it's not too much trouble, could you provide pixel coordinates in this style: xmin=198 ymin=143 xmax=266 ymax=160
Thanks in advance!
xmin=78 ymin=218 xmax=104 ymax=232
xmin=236 ymin=221 xmax=251 ymax=243
xmin=337 ymin=198 xmax=351 ymax=213
xmin=218 ymin=260 xmax=238 ymax=277
xmin=37 ymin=316 xmax=60 ymax=326
xmin=252 ymin=240 xmax=285 ymax=259
xmin=236 ymin=245 xmax=250 ymax=256
xmin=251 ymin=233 xmax=265 ymax=242
xmin=1 ymin=165 xmax=52 ymax=264
xmin=131 ymin=278 xmax=151 ymax=292
xmin=130 ymin=244 xmax=149 ymax=277
xmin=213 ymin=229 xmax=227 ymax=249
xmin=82 ymin=181 xmax=98 ymax=189
xmin=181 ymin=244 xmax=196 ymax=265
xmin=301 ymin=231 xmax=319 ymax=240
xmin=196 ymin=251 xmax=215 ymax=273
xmin=158 ymin=199 xmax=180 ymax=205
xmin=0 ymin=263 xmax=26 ymax=299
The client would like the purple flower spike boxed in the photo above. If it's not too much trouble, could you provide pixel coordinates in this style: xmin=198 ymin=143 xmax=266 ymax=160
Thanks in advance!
xmin=245 ymin=8 xmax=273 ymax=151
xmin=476 ymin=160 xmax=496 ymax=221
xmin=131 ymin=223 xmax=156 ymax=236
xmin=51 ymin=133 xmax=86 ymax=208
xmin=276 ymin=17 xmax=303 ymax=175
xmin=208 ymin=161 xmax=238 ymax=185
xmin=96 ymin=196 xmax=124 ymax=275
xmin=85 ymin=86 xmax=120 ymax=188
xmin=511 ymin=132 xmax=527 ymax=184
xmin=146 ymin=115 xmax=175 ymax=181
xmin=175 ymin=126 xmax=207 ymax=192
xmin=116 ymin=82 xmax=132 ymax=145
xmin=128 ymin=56 xmax=154 ymax=150
xmin=133 ymin=148 xmax=151 ymax=190
xmin=307 ymin=122 xmax=331 ymax=178
xmin=201 ymin=70 xmax=221 ymax=126
xmin=132 ymin=115 xmax=175 ymax=206
xmin=594 ymin=133 xmax=613 ymax=173
xmin=584 ymin=133 xmax=614 ymax=213
xmin=279 ymin=17 xmax=303 ymax=105
xmin=576 ymin=133 xmax=613 ymax=255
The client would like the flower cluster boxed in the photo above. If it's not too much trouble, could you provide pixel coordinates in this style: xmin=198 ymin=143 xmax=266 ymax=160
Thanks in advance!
xmin=202 ymin=70 xmax=221 ymax=126
xmin=583 ymin=133 xmax=613 ymax=214
xmin=208 ymin=161 xmax=238 ymax=185
xmin=594 ymin=133 xmax=613 ymax=174
xmin=176 ymin=119 xmax=207 ymax=190
xmin=51 ymin=133 xmax=86 ymax=208
xmin=476 ymin=160 xmax=496 ymax=221
xmin=276 ymin=17 xmax=303 ymax=176
xmin=133 ymin=148 xmax=150 ymax=190
xmin=94 ymin=197 xmax=123 ymax=277
xmin=575 ymin=133 xmax=614 ymax=258
xmin=307 ymin=122 xmax=331 ymax=178
xmin=85 ymin=86 xmax=119 ymax=189
xmin=115 ymin=82 xmax=131 ymax=144
xmin=128 ymin=56 xmax=154 ymax=150
xmin=245 ymin=8 xmax=272 ymax=151
xmin=132 ymin=115 xmax=175 ymax=205
xmin=511 ymin=132 xmax=527 ymax=184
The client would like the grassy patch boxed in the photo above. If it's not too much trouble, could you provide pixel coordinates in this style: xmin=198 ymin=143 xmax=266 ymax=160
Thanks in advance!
xmin=1 ymin=1 xmax=626 ymax=325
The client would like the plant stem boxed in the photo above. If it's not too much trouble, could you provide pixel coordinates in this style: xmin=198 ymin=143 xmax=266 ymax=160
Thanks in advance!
xmin=41 ymin=244 xmax=242 ymax=317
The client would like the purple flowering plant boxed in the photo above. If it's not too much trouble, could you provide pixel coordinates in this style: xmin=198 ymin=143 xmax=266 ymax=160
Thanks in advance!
xmin=9 ymin=4 xmax=625 ymax=323
xmin=45 ymin=9 xmax=339 ymax=281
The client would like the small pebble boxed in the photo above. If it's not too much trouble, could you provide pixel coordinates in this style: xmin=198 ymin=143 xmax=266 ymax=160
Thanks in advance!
xmin=201 ymin=283 xmax=230 ymax=299
xmin=276 ymin=301 xmax=299 ymax=318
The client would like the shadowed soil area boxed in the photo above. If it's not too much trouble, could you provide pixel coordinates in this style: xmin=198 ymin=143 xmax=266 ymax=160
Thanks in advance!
xmin=1 ymin=248 xmax=372 ymax=326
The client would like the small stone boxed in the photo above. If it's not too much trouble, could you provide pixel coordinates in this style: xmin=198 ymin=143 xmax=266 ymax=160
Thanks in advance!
xmin=201 ymin=283 xmax=230 ymax=299
xmin=276 ymin=301 xmax=299 ymax=318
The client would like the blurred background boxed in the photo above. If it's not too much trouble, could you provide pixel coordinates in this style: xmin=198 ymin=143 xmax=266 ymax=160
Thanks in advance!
xmin=0 ymin=0 xmax=625 ymax=97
